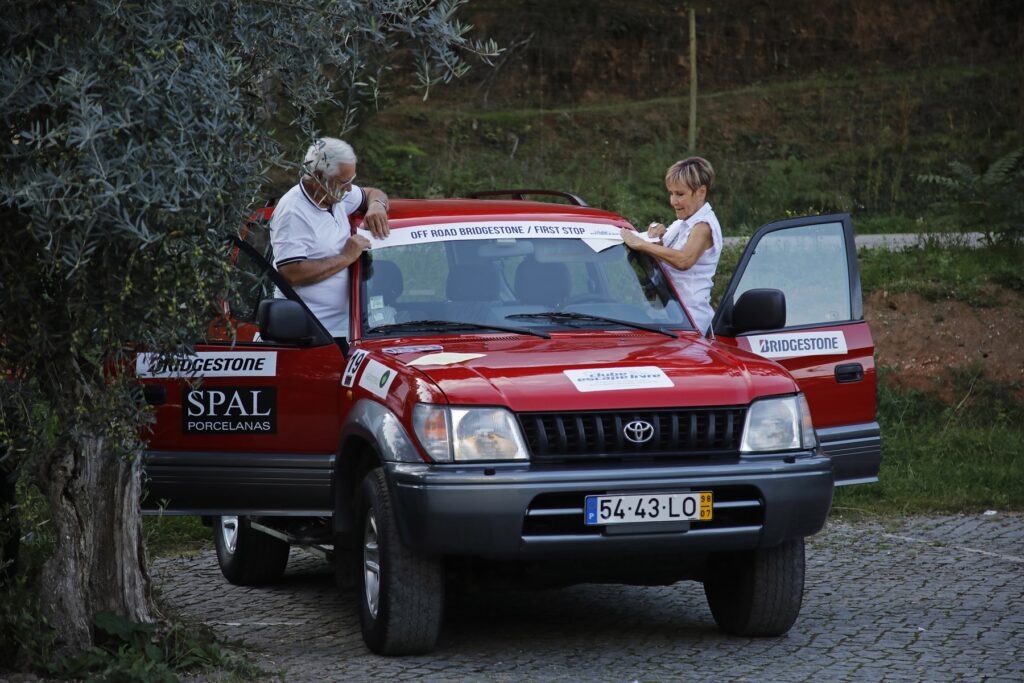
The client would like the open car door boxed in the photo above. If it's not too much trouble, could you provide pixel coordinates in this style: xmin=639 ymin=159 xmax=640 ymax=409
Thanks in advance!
xmin=138 ymin=226 xmax=346 ymax=515
xmin=712 ymin=213 xmax=880 ymax=486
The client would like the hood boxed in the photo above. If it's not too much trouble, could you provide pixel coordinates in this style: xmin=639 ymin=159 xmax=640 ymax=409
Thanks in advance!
xmin=370 ymin=332 xmax=797 ymax=412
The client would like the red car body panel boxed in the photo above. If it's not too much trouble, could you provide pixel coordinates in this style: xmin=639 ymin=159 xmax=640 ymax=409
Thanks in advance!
xmin=716 ymin=322 xmax=876 ymax=429
xmin=362 ymin=332 xmax=797 ymax=412
xmin=144 ymin=341 xmax=345 ymax=454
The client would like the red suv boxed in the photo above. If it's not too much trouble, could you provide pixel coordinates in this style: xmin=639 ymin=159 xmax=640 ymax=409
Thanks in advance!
xmin=140 ymin=191 xmax=879 ymax=655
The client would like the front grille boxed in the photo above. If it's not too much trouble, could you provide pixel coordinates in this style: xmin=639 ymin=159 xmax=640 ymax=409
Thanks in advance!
xmin=522 ymin=486 xmax=764 ymax=537
xmin=517 ymin=407 xmax=745 ymax=462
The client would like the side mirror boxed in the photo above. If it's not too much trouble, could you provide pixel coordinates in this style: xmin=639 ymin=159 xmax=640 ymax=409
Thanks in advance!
xmin=256 ymin=299 xmax=330 ymax=346
xmin=731 ymin=288 xmax=786 ymax=335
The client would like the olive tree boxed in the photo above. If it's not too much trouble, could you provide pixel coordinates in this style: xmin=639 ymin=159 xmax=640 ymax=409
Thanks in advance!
xmin=0 ymin=0 xmax=495 ymax=656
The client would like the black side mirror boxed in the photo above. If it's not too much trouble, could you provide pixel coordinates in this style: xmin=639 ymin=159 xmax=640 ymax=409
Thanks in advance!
xmin=256 ymin=299 xmax=330 ymax=346
xmin=731 ymin=288 xmax=786 ymax=335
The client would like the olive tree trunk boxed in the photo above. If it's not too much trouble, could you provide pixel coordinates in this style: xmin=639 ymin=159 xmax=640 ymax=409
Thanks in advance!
xmin=38 ymin=435 xmax=152 ymax=654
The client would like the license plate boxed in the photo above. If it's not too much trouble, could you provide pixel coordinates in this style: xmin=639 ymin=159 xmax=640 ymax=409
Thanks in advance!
xmin=584 ymin=492 xmax=712 ymax=525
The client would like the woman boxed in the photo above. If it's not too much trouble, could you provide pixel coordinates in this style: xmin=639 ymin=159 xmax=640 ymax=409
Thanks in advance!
xmin=621 ymin=157 xmax=722 ymax=335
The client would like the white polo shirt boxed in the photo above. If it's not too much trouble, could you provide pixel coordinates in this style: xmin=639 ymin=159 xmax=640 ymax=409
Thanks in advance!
xmin=269 ymin=182 xmax=365 ymax=337
xmin=660 ymin=202 xmax=723 ymax=335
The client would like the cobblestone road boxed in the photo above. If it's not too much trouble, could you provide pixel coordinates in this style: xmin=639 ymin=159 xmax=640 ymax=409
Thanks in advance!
xmin=153 ymin=514 xmax=1024 ymax=682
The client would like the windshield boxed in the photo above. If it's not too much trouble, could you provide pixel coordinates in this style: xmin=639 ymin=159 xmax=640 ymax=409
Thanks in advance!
xmin=359 ymin=232 xmax=692 ymax=337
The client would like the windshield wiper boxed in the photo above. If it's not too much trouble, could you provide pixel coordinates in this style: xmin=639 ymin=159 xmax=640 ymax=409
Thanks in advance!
xmin=506 ymin=311 xmax=678 ymax=338
xmin=367 ymin=319 xmax=550 ymax=339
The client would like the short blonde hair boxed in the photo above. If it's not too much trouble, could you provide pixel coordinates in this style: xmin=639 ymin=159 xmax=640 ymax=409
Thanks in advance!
xmin=665 ymin=157 xmax=715 ymax=193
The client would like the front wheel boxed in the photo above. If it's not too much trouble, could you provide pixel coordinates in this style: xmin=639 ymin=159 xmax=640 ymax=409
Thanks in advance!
xmin=355 ymin=468 xmax=444 ymax=655
xmin=703 ymin=538 xmax=805 ymax=637
xmin=213 ymin=515 xmax=290 ymax=586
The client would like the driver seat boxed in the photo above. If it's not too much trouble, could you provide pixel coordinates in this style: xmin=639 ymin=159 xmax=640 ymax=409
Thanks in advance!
xmin=514 ymin=257 xmax=570 ymax=307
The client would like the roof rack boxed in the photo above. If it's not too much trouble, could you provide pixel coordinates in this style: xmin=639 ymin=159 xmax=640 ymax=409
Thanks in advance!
xmin=465 ymin=189 xmax=590 ymax=208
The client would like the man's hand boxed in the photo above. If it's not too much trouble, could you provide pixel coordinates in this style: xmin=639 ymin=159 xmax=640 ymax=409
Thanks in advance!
xmin=620 ymin=228 xmax=646 ymax=250
xmin=646 ymin=222 xmax=667 ymax=240
xmin=363 ymin=202 xmax=390 ymax=239
xmin=342 ymin=233 xmax=371 ymax=260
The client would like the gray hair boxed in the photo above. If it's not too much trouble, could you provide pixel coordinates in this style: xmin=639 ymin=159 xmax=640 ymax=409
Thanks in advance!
xmin=665 ymin=156 xmax=715 ymax=193
xmin=303 ymin=137 xmax=357 ymax=177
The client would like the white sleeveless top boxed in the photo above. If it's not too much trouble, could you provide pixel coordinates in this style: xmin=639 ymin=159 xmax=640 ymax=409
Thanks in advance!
xmin=660 ymin=202 xmax=723 ymax=335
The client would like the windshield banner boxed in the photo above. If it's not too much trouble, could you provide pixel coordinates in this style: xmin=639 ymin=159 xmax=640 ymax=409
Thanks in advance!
xmin=358 ymin=221 xmax=656 ymax=252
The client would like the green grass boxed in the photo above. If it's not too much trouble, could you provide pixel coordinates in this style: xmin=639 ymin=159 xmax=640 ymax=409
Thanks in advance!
xmin=858 ymin=242 xmax=1024 ymax=304
xmin=835 ymin=370 xmax=1024 ymax=514
xmin=144 ymin=515 xmax=210 ymax=557
xmin=347 ymin=61 xmax=1022 ymax=237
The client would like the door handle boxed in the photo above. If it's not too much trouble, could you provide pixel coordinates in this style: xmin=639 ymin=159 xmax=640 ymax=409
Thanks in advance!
xmin=835 ymin=363 xmax=864 ymax=384
xmin=143 ymin=385 xmax=167 ymax=406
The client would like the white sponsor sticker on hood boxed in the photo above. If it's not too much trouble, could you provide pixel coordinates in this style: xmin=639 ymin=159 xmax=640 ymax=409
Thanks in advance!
xmin=137 ymin=351 xmax=277 ymax=378
xmin=358 ymin=359 xmax=397 ymax=399
xmin=564 ymin=366 xmax=673 ymax=392
xmin=746 ymin=331 xmax=848 ymax=359
xmin=382 ymin=345 xmax=444 ymax=356
xmin=407 ymin=352 xmax=485 ymax=366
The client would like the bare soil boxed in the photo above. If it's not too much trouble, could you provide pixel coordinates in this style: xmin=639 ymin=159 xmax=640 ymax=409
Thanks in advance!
xmin=865 ymin=288 xmax=1024 ymax=403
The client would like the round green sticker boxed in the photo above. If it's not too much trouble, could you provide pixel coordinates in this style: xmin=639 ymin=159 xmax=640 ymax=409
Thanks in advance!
xmin=379 ymin=370 xmax=390 ymax=388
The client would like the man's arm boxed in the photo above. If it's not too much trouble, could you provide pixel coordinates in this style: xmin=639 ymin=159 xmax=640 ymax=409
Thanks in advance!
xmin=359 ymin=186 xmax=390 ymax=238
xmin=278 ymin=234 xmax=370 ymax=287
xmin=620 ymin=223 xmax=713 ymax=271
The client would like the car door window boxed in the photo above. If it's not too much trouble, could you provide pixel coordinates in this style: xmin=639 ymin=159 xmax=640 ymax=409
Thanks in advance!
xmin=227 ymin=220 xmax=276 ymax=326
xmin=732 ymin=222 xmax=851 ymax=327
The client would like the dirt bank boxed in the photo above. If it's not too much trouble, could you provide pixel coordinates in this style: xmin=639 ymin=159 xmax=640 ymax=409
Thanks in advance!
xmin=865 ymin=289 xmax=1024 ymax=402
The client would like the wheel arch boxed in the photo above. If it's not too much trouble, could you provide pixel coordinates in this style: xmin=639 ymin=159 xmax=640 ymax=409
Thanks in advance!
xmin=333 ymin=430 xmax=383 ymax=540
xmin=333 ymin=399 xmax=425 ymax=540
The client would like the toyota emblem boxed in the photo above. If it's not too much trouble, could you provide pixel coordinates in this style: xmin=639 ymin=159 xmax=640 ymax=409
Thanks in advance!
xmin=623 ymin=419 xmax=655 ymax=444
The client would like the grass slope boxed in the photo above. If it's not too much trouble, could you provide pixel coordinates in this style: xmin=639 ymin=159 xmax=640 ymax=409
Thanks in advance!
xmin=351 ymin=62 xmax=1021 ymax=235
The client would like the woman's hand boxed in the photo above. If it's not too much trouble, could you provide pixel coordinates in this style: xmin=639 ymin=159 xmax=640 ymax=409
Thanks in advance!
xmin=646 ymin=222 xmax=667 ymax=240
xmin=620 ymin=228 xmax=645 ymax=250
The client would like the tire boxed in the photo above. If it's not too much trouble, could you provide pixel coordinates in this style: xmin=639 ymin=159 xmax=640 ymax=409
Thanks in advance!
xmin=355 ymin=468 xmax=444 ymax=655
xmin=703 ymin=537 xmax=805 ymax=637
xmin=213 ymin=515 xmax=290 ymax=586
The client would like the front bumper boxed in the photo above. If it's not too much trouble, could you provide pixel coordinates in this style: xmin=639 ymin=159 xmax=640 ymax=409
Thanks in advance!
xmin=386 ymin=453 xmax=833 ymax=559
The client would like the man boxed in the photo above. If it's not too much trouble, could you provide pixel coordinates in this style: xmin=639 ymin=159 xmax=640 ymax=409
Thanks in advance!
xmin=269 ymin=137 xmax=391 ymax=339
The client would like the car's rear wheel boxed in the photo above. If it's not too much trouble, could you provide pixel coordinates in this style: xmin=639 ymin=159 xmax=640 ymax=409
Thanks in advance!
xmin=703 ymin=537 xmax=805 ymax=637
xmin=355 ymin=468 xmax=444 ymax=655
xmin=213 ymin=515 xmax=290 ymax=585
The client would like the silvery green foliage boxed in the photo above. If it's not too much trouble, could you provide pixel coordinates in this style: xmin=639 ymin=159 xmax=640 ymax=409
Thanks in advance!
xmin=0 ymin=0 xmax=496 ymax=461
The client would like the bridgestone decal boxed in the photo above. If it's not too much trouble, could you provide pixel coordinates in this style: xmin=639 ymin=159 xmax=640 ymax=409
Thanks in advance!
xmin=183 ymin=387 xmax=276 ymax=434
xmin=746 ymin=331 xmax=849 ymax=359
xmin=137 ymin=351 xmax=277 ymax=378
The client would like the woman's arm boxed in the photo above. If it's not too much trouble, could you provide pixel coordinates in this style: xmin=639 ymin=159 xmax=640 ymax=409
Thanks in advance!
xmin=621 ymin=222 xmax=713 ymax=270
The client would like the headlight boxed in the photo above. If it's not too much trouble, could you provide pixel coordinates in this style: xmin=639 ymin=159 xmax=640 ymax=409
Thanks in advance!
xmin=412 ymin=405 xmax=529 ymax=462
xmin=740 ymin=394 xmax=816 ymax=453
xmin=412 ymin=404 xmax=451 ymax=461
